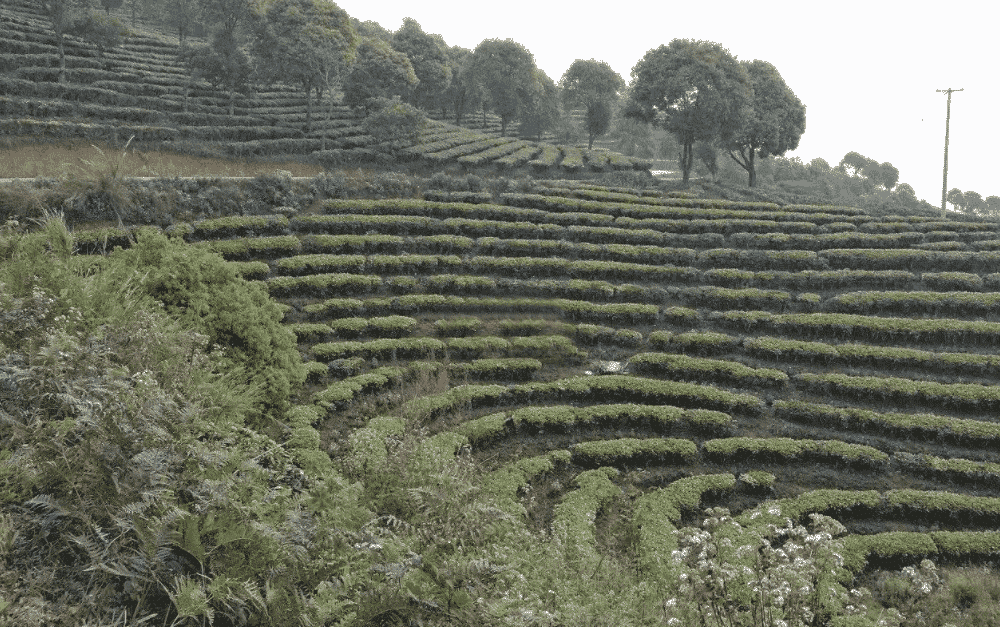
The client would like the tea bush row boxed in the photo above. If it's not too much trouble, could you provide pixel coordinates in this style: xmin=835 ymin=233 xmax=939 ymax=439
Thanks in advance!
xmin=796 ymin=372 xmax=1000 ymax=412
xmin=630 ymin=352 xmax=789 ymax=389
xmin=710 ymin=310 xmax=1000 ymax=347
xmin=399 ymin=374 xmax=763 ymax=423
xmin=457 ymin=404 xmax=734 ymax=448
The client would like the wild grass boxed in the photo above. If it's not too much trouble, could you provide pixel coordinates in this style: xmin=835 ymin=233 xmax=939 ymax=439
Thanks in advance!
xmin=0 ymin=137 xmax=325 ymax=179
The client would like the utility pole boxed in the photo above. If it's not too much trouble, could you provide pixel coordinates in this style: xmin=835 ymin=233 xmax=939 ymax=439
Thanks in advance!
xmin=936 ymin=88 xmax=963 ymax=218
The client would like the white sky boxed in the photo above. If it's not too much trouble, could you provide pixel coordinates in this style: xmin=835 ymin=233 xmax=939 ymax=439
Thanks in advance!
xmin=337 ymin=0 xmax=996 ymax=207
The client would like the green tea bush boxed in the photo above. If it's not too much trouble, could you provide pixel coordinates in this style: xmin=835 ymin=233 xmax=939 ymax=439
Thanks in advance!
xmin=362 ymin=96 xmax=427 ymax=154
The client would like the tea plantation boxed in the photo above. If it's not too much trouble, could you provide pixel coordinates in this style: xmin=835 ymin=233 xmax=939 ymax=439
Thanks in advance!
xmin=3 ymin=0 xmax=1000 ymax=625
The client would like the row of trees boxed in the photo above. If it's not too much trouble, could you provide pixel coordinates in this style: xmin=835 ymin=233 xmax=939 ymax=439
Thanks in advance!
xmin=37 ymin=1 xmax=808 ymax=188
xmin=947 ymin=188 xmax=1000 ymax=217
xmin=623 ymin=39 xmax=806 ymax=187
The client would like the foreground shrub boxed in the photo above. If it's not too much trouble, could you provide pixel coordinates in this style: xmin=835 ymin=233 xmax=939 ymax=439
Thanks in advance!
xmin=661 ymin=506 xmax=892 ymax=627
xmin=114 ymin=229 xmax=307 ymax=426
xmin=0 ymin=284 xmax=363 ymax=626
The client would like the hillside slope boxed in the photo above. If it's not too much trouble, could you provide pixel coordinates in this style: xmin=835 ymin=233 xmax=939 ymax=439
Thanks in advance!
xmin=0 ymin=0 xmax=648 ymax=176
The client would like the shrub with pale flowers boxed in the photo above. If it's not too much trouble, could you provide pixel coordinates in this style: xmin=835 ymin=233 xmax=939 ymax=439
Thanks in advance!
xmin=660 ymin=506 xmax=903 ymax=627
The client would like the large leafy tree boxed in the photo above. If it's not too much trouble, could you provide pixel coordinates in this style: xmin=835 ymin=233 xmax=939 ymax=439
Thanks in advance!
xmin=180 ymin=30 xmax=254 ymax=116
xmin=468 ymin=38 xmax=537 ymax=136
xmin=152 ymin=0 xmax=202 ymax=46
xmin=442 ymin=45 xmax=482 ymax=125
xmin=560 ymin=59 xmax=625 ymax=150
xmin=343 ymin=37 xmax=418 ymax=111
xmin=248 ymin=0 xmax=358 ymax=133
xmin=866 ymin=161 xmax=899 ymax=191
xmin=838 ymin=152 xmax=898 ymax=191
xmin=351 ymin=16 xmax=392 ymax=42
xmin=624 ymin=39 xmax=752 ymax=185
xmin=199 ymin=0 xmax=253 ymax=43
xmin=391 ymin=18 xmax=450 ymax=110
xmin=519 ymin=68 xmax=561 ymax=141
xmin=39 ymin=0 xmax=96 ymax=83
xmin=987 ymin=195 xmax=1000 ymax=216
xmin=947 ymin=188 xmax=966 ymax=214
xmin=64 ymin=10 xmax=131 ymax=65
xmin=838 ymin=151 xmax=874 ymax=177
xmin=963 ymin=190 xmax=985 ymax=215
xmin=720 ymin=60 xmax=805 ymax=187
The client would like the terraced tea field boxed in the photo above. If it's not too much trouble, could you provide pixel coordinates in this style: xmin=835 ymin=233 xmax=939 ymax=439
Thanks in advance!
xmin=7 ymin=0 xmax=1000 ymax=621
xmin=0 ymin=0 xmax=648 ymax=176
xmin=68 ymin=180 xmax=1000 ymax=593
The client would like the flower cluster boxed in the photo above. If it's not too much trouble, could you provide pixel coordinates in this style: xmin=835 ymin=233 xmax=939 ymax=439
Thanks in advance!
xmin=661 ymin=506 xmax=883 ymax=627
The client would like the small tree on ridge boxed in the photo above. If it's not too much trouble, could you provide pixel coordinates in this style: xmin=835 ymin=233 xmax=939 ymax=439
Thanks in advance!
xmin=560 ymin=58 xmax=625 ymax=150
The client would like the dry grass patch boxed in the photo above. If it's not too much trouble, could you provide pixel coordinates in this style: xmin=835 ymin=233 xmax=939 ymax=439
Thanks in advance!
xmin=0 ymin=138 xmax=325 ymax=179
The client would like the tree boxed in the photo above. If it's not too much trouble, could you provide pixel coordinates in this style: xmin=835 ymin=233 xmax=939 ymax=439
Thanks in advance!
xmin=64 ymin=10 xmax=131 ymax=65
xmin=99 ymin=0 xmax=122 ymax=13
xmin=892 ymin=183 xmax=918 ymax=204
xmin=248 ymin=0 xmax=357 ymax=133
xmin=391 ymin=18 xmax=451 ymax=110
xmin=610 ymin=115 xmax=655 ymax=159
xmin=200 ymin=0 xmax=253 ymax=42
xmin=560 ymin=59 xmax=625 ymax=150
xmin=695 ymin=142 xmax=718 ymax=179
xmin=39 ymin=0 xmax=96 ymax=83
xmin=351 ymin=17 xmax=392 ymax=42
xmin=442 ymin=45 xmax=482 ymax=125
xmin=986 ymin=195 xmax=1000 ymax=217
xmin=865 ymin=161 xmax=899 ymax=190
xmin=838 ymin=151 xmax=875 ymax=177
xmin=964 ymin=190 xmax=985 ymax=216
xmin=808 ymin=157 xmax=831 ymax=177
xmin=152 ymin=0 xmax=202 ymax=46
xmin=624 ymin=39 xmax=752 ymax=185
xmin=947 ymin=188 xmax=966 ymax=214
xmin=468 ymin=38 xmax=537 ymax=137
xmin=343 ymin=37 xmax=418 ymax=112
xmin=180 ymin=30 xmax=254 ymax=116
xmin=519 ymin=68 xmax=561 ymax=141
xmin=720 ymin=59 xmax=805 ymax=187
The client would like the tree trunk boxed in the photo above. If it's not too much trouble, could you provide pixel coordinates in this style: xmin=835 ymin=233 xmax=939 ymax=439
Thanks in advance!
xmin=588 ymin=133 xmax=594 ymax=151
xmin=57 ymin=35 xmax=66 ymax=84
xmin=747 ymin=149 xmax=756 ymax=187
xmin=229 ymin=87 xmax=235 ymax=116
xmin=681 ymin=140 xmax=693 ymax=186
xmin=500 ymin=116 xmax=506 ymax=137
xmin=304 ymin=80 xmax=312 ymax=134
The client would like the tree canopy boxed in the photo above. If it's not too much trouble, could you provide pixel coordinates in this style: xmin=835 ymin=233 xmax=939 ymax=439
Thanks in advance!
xmin=624 ymin=39 xmax=752 ymax=185
xmin=720 ymin=59 xmax=805 ymax=187
xmin=39 ymin=0 xmax=96 ymax=83
xmin=519 ymin=68 xmax=561 ymax=141
xmin=442 ymin=45 xmax=481 ymax=124
xmin=343 ymin=37 xmax=418 ymax=111
xmin=248 ymin=0 xmax=358 ymax=132
xmin=468 ymin=38 xmax=537 ymax=136
xmin=391 ymin=18 xmax=451 ymax=110
xmin=560 ymin=59 xmax=625 ymax=149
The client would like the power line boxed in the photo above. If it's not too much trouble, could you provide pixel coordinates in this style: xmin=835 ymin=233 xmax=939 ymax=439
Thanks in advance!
xmin=936 ymin=87 xmax=963 ymax=217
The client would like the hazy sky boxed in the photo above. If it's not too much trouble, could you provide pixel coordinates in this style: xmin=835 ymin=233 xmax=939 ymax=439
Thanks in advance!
xmin=338 ymin=0 xmax=996 ymax=207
